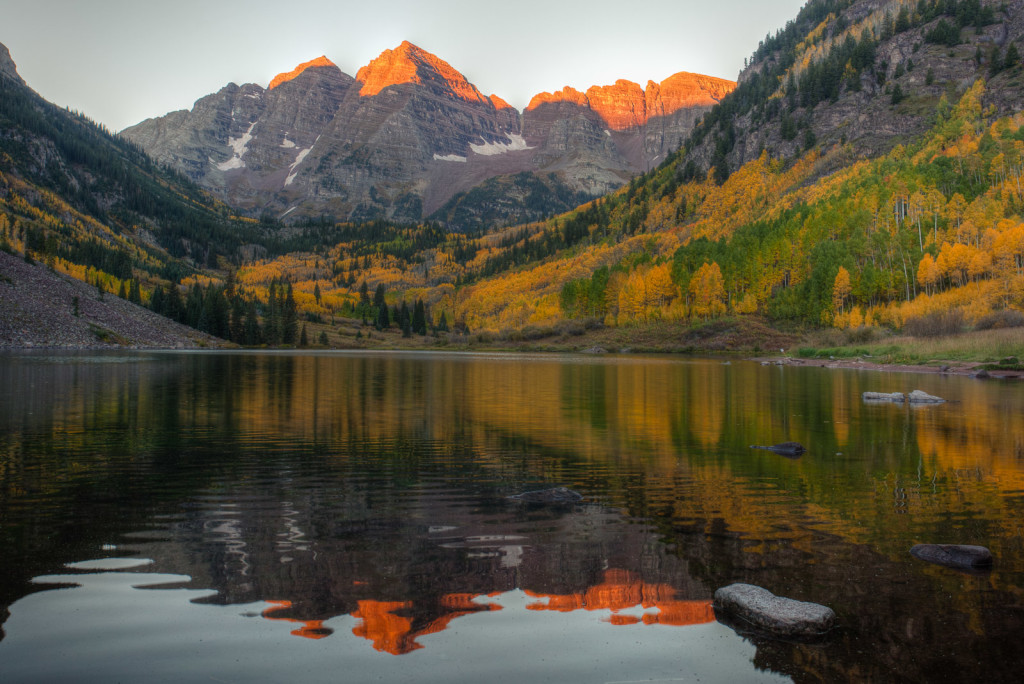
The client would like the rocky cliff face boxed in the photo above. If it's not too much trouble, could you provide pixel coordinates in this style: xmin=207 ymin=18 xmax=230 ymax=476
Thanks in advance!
xmin=0 ymin=42 xmax=24 ymax=85
xmin=682 ymin=0 xmax=1024 ymax=183
xmin=122 ymin=42 xmax=735 ymax=228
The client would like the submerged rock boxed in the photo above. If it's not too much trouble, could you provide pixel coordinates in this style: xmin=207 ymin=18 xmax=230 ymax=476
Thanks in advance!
xmin=907 ymin=390 xmax=946 ymax=404
xmin=910 ymin=544 xmax=993 ymax=570
xmin=713 ymin=583 xmax=836 ymax=640
xmin=863 ymin=391 xmax=905 ymax=402
xmin=750 ymin=442 xmax=806 ymax=457
xmin=507 ymin=487 xmax=583 ymax=505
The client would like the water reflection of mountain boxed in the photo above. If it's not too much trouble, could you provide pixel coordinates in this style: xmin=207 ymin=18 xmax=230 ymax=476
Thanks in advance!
xmin=3 ymin=351 xmax=1024 ymax=681
xmin=128 ymin=484 xmax=714 ymax=655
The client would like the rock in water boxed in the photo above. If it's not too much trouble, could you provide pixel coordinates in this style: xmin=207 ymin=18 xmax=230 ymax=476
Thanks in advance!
xmin=507 ymin=487 xmax=583 ymax=504
xmin=714 ymin=584 xmax=836 ymax=640
xmin=863 ymin=391 xmax=905 ymax=402
xmin=910 ymin=544 xmax=993 ymax=570
xmin=750 ymin=442 xmax=806 ymax=457
xmin=907 ymin=390 xmax=946 ymax=404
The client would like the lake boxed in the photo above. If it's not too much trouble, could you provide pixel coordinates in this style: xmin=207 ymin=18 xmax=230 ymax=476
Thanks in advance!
xmin=1 ymin=350 xmax=1023 ymax=682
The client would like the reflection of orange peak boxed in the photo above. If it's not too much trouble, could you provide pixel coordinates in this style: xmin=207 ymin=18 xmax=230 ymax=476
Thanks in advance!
xmin=269 ymin=56 xmax=337 ymax=90
xmin=526 ymin=73 xmax=736 ymax=131
xmin=524 ymin=568 xmax=714 ymax=626
xmin=352 ymin=595 xmax=501 ymax=655
xmin=261 ymin=600 xmax=333 ymax=639
xmin=356 ymin=41 xmax=486 ymax=103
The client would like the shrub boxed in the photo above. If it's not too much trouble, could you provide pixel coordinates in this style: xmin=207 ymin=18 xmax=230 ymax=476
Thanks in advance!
xmin=844 ymin=326 xmax=884 ymax=344
xmin=903 ymin=309 xmax=965 ymax=337
xmin=974 ymin=309 xmax=1024 ymax=330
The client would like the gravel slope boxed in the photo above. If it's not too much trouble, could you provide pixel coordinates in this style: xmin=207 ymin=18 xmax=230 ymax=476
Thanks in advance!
xmin=0 ymin=251 xmax=221 ymax=349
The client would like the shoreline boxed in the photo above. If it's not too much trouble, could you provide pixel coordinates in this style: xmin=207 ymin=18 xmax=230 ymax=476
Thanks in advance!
xmin=752 ymin=355 xmax=1024 ymax=379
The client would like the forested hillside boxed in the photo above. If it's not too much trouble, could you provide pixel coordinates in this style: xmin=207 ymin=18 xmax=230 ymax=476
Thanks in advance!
xmin=5 ymin=1 xmax=1024 ymax=350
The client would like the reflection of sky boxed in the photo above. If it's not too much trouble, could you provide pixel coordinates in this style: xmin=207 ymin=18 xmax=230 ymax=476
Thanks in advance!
xmin=0 ymin=565 xmax=790 ymax=684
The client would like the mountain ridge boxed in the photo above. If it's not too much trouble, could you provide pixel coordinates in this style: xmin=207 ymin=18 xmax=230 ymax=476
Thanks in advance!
xmin=120 ymin=41 xmax=734 ymax=230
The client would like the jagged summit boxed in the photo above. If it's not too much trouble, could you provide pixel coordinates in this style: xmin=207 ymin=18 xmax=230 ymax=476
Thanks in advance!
xmin=121 ymin=39 xmax=728 ymax=228
xmin=269 ymin=56 xmax=339 ymax=90
xmin=0 ymin=41 xmax=25 ymax=85
xmin=527 ymin=72 xmax=735 ymax=131
xmin=355 ymin=40 xmax=487 ymax=103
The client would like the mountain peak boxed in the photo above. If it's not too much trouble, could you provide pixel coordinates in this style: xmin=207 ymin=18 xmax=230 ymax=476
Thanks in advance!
xmin=0 ymin=42 xmax=25 ymax=86
xmin=268 ymin=56 xmax=338 ymax=90
xmin=356 ymin=41 xmax=486 ymax=103
xmin=526 ymin=73 xmax=735 ymax=130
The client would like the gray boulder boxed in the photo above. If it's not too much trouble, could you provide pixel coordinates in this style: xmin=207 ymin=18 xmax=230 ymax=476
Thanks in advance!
xmin=714 ymin=583 xmax=836 ymax=640
xmin=863 ymin=391 xmax=905 ymax=402
xmin=507 ymin=487 xmax=583 ymax=505
xmin=908 ymin=390 xmax=946 ymax=404
xmin=910 ymin=544 xmax=993 ymax=570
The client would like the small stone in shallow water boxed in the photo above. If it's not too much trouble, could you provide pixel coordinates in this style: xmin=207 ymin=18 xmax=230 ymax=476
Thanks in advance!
xmin=908 ymin=390 xmax=946 ymax=404
xmin=910 ymin=544 xmax=993 ymax=570
xmin=713 ymin=583 xmax=836 ymax=640
xmin=750 ymin=442 xmax=805 ymax=457
xmin=507 ymin=487 xmax=583 ymax=505
xmin=863 ymin=391 xmax=905 ymax=402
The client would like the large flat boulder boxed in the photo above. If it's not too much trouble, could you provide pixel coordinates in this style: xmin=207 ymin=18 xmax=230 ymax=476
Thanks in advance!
xmin=713 ymin=583 xmax=836 ymax=640
xmin=907 ymin=390 xmax=946 ymax=404
xmin=863 ymin=391 xmax=905 ymax=402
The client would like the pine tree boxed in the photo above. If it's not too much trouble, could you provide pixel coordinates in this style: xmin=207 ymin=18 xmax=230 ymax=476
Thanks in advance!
xmin=150 ymin=285 xmax=165 ymax=315
xmin=1006 ymin=43 xmax=1020 ymax=70
xmin=412 ymin=299 xmax=427 ymax=335
xmin=244 ymin=300 xmax=261 ymax=345
xmin=299 ymin=323 xmax=308 ymax=347
xmin=283 ymin=283 xmax=298 ymax=344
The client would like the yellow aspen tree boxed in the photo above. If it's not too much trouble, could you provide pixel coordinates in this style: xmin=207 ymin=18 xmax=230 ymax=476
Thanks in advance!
xmin=689 ymin=262 xmax=727 ymax=321
xmin=917 ymin=253 xmax=939 ymax=295
xmin=644 ymin=263 xmax=677 ymax=311
xmin=832 ymin=266 xmax=852 ymax=316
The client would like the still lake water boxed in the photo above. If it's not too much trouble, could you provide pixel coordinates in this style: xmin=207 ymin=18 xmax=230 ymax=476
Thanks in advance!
xmin=1 ymin=350 xmax=1023 ymax=683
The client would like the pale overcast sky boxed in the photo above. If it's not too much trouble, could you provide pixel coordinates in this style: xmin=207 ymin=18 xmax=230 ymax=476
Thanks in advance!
xmin=2 ymin=0 xmax=807 ymax=132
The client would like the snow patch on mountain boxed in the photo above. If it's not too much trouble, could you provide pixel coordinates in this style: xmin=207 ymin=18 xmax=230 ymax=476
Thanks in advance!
xmin=433 ymin=153 xmax=467 ymax=163
xmin=215 ymin=122 xmax=256 ymax=171
xmin=280 ymin=138 xmax=297 ymax=149
xmin=469 ymin=133 xmax=532 ymax=156
xmin=285 ymin=146 xmax=312 ymax=186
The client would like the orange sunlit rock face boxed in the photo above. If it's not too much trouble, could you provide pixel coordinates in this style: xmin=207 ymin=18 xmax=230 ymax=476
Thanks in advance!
xmin=356 ymin=41 xmax=487 ymax=103
xmin=262 ymin=600 xmax=333 ymax=639
xmin=268 ymin=56 xmax=338 ymax=90
xmin=524 ymin=569 xmax=714 ymax=626
xmin=526 ymin=73 xmax=736 ymax=131
xmin=488 ymin=94 xmax=514 ymax=111
xmin=351 ymin=595 xmax=502 ymax=655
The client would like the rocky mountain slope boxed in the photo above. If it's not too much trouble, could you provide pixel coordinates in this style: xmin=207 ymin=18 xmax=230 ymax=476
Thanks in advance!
xmin=122 ymin=41 xmax=734 ymax=229
xmin=682 ymin=0 xmax=1024 ymax=182
xmin=0 ymin=251 xmax=219 ymax=348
